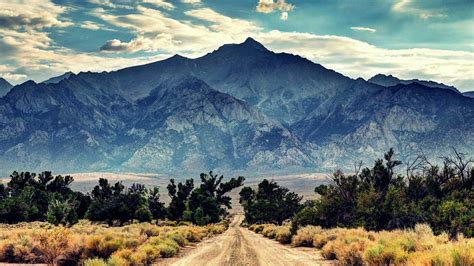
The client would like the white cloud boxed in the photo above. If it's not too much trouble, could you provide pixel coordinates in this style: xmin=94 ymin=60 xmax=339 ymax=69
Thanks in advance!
xmin=392 ymin=0 xmax=447 ymax=20
xmin=0 ymin=0 xmax=72 ymax=29
xmin=181 ymin=0 xmax=201 ymax=4
xmin=87 ymin=0 xmax=135 ymax=9
xmin=92 ymin=5 xmax=473 ymax=91
xmin=256 ymin=0 xmax=294 ymax=20
xmin=1 ymin=72 xmax=28 ymax=82
xmin=143 ymin=0 xmax=175 ymax=10
xmin=257 ymin=31 xmax=473 ymax=91
xmin=1 ymin=1 xmax=472 ymax=91
xmin=350 ymin=26 xmax=376 ymax=33
xmin=80 ymin=21 xmax=101 ymax=30
xmin=0 ymin=1 xmax=165 ymax=84
xmin=97 ymin=6 xmax=261 ymax=53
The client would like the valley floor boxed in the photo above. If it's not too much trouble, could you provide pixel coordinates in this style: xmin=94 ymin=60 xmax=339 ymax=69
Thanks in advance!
xmin=164 ymin=214 xmax=334 ymax=266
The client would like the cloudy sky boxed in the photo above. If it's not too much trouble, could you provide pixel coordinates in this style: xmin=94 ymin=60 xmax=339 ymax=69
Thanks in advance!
xmin=0 ymin=0 xmax=473 ymax=91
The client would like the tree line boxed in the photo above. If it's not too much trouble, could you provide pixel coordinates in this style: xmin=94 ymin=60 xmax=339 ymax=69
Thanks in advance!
xmin=0 ymin=171 xmax=244 ymax=226
xmin=240 ymin=149 xmax=473 ymax=239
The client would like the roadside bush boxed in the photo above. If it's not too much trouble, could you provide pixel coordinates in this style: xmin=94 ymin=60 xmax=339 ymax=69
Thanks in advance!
xmin=275 ymin=226 xmax=292 ymax=244
xmin=249 ymin=221 xmax=474 ymax=265
xmin=84 ymin=258 xmax=107 ymax=266
xmin=261 ymin=224 xmax=277 ymax=239
xmin=32 ymin=227 xmax=72 ymax=265
xmin=291 ymin=226 xmax=322 ymax=247
xmin=107 ymin=254 xmax=128 ymax=266
xmin=0 ymin=220 xmax=228 ymax=264
xmin=157 ymin=240 xmax=180 ymax=258
xmin=136 ymin=244 xmax=160 ymax=264
xmin=165 ymin=231 xmax=188 ymax=247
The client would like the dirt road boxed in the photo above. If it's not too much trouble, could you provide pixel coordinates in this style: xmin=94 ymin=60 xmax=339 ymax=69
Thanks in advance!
xmin=164 ymin=214 xmax=333 ymax=266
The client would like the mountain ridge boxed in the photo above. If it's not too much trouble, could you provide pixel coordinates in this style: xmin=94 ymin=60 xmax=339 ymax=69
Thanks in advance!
xmin=368 ymin=73 xmax=461 ymax=93
xmin=0 ymin=38 xmax=472 ymax=176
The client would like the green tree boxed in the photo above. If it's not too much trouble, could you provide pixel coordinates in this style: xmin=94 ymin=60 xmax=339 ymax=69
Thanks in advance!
xmin=188 ymin=172 xmax=245 ymax=224
xmin=291 ymin=149 xmax=473 ymax=238
xmin=46 ymin=194 xmax=78 ymax=226
xmin=167 ymin=179 xmax=194 ymax=221
xmin=240 ymin=179 xmax=302 ymax=225
xmin=148 ymin=187 xmax=166 ymax=220
xmin=0 ymin=171 xmax=90 ymax=224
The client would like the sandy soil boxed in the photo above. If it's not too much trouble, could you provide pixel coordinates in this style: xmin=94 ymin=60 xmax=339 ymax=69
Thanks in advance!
xmin=163 ymin=214 xmax=334 ymax=266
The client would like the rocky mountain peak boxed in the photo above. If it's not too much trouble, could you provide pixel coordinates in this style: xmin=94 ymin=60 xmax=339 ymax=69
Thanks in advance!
xmin=0 ymin=77 xmax=13 ymax=97
xmin=42 ymin=71 xmax=74 ymax=84
xmin=241 ymin=37 xmax=268 ymax=51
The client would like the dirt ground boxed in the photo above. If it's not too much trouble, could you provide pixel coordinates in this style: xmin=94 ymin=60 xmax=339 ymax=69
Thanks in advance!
xmin=162 ymin=214 xmax=335 ymax=266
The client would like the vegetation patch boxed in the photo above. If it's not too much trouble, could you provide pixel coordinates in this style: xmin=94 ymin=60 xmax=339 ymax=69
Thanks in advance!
xmin=245 ymin=149 xmax=474 ymax=265
xmin=0 ymin=220 xmax=229 ymax=264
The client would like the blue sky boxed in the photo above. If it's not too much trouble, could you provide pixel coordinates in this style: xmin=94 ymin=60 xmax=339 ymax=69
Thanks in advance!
xmin=0 ymin=0 xmax=473 ymax=91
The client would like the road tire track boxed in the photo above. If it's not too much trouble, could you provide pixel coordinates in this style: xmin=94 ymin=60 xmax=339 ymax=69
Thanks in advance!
xmin=164 ymin=214 xmax=334 ymax=266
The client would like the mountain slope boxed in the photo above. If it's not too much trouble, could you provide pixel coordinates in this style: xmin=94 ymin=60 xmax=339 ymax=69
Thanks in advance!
xmin=124 ymin=77 xmax=315 ymax=171
xmin=463 ymin=91 xmax=474 ymax=98
xmin=0 ymin=78 xmax=12 ymax=97
xmin=0 ymin=76 xmax=314 ymax=175
xmin=302 ymin=83 xmax=474 ymax=166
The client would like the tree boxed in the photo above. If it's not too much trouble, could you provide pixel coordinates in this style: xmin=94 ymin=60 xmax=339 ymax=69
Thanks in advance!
xmin=188 ymin=172 xmax=245 ymax=224
xmin=167 ymin=179 xmax=194 ymax=221
xmin=46 ymin=194 xmax=78 ymax=226
xmin=240 ymin=179 xmax=302 ymax=225
xmin=291 ymin=149 xmax=473 ymax=238
xmin=86 ymin=179 xmax=133 ymax=225
xmin=127 ymin=184 xmax=150 ymax=221
xmin=0 ymin=171 xmax=90 ymax=224
xmin=148 ymin=187 xmax=166 ymax=220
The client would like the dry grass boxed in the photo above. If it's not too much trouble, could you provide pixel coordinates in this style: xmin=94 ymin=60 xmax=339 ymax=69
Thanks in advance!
xmin=0 ymin=220 xmax=228 ymax=264
xmin=249 ymin=223 xmax=474 ymax=265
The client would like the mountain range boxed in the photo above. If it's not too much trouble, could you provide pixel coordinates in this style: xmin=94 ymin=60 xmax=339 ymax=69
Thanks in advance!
xmin=0 ymin=38 xmax=473 ymax=176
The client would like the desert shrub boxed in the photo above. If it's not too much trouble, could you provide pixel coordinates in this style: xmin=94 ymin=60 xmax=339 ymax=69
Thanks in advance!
xmin=183 ymin=227 xmax=207 ymax=242
xmin=148 ymin=236 xmax=180 ymax=258
xmin=252 ymin=224 xmax=265 ymax=233
xmin=107 ymin=254 xmax=129 ymax=266
xmin=139 ymin=223 xmax=161 ymax=237
xmin=136 ymin=244 xmax=160 ymax=264
xmin=321 ymin=231 xmax=370 ymax=265
xmin=84 ymin=234 xmax=124 ymax=258
xmin=0 ymin=215 xmax=229 ymax=264
xmin=291 ymin=226 xmax=322 ymax=247
xmin=84 ymin=258 xmax=107 ymax=266
xmin=406 ymin=237 xmax=474 ymax=265
xmin=206 ymin=222 xmax=228 ymax=235
xmin=248 ymin=218 xmax=473 ymax=266
xmin=157 ymin=220 xmax=177 ymax=227
xmin=110 ymin=248 xmax=133 ymax=262
xmin=32 ymin=227 xmax=71 ymax=265
xmin=275 ymin=226 xmax=292 ymax=244
xmin=364 ymin=242 xmax=408 ymax=265
xmin=261 ymin=224 xmax=277 ymax=239
xmin=312 ymin=229 xmax=343 ymax=249
xmin=157 ymin=241 xmax=179 ymax=258
xmin=165 ymin=231 xmax=188 ymax=247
